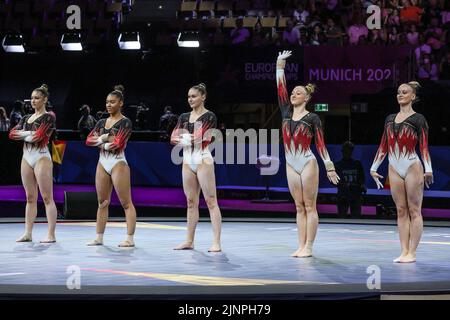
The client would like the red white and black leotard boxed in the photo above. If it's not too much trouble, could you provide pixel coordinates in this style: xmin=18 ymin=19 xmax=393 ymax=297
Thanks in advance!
xmin=276 ymin=68 xmax=334 ymax=174
xmin=371 ymin=113 xmax=432 ymax=178
xmin=171 ymin=111 xmax=217 ymax=173
xmin=86 ymin=117 xmax=132 ymax=175
xmin=8 ymin=113 xmax=56 ymax=168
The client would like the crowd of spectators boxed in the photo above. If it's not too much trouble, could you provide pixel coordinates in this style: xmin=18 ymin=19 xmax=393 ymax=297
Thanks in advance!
xmin=177 ymin=0 xmax=450 ymax=80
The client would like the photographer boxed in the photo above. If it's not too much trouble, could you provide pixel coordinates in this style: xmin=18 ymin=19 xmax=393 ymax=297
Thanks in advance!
xmin=77 ymin=104 xmax=97 ymax=139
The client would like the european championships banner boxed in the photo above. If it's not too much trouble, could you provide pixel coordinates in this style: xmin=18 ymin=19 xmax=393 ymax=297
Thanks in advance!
xmin=211 ymin=47 xmax=304 ymax=103
xmin=211 ymin=46 xmax=411 ymax=104
xmin=302 ymin=45 xmax=412 ymax=103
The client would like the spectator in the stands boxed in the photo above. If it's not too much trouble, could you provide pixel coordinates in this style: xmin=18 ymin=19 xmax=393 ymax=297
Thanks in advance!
xmin=388 ymin=26 xmax=400 ymax=44
xmin=415 ymin=34 xmax=432 ymax=65
xmin=293 ymin=3 xmax=310 ymax=24
xmin=282 ymin=19 xmax=301 ymax=45
xmin=406 ymin=24 xmax=420 ymax=45
xmin=310 ymin=24 xmax=325 ymax=45
xmin=426 ymin=31 xmax=444 ymax=52
xmin=325 ymin=18 xmax=343 ymax=45
xmin=418 ymin=53 xmax=439 ymax=81
xmin=252 ymin=21 xmax=271 ymax=47
xmin=347 ymin=14 xmax=369 ymax=45
xmin=399 ymin=0 xmax=423 ymax=24
xmin=386 ymin=8 xmax=401 ymax=26
xmin=230 ymin=17 xmax=251 ymax=45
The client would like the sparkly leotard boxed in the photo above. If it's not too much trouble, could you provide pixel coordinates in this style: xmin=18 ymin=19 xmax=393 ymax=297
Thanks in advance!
xmin=171 ymin=111 xmax=216 ymax=174
xmin=86 ymin=117 xmax=132 ymax=175
xmin=371 ymin=113 xmax=432 ymax=178
xmin=9 ymin=113 xmax=55 ymax=168
xmin=276 ymin=68 xmax=335 ymax=174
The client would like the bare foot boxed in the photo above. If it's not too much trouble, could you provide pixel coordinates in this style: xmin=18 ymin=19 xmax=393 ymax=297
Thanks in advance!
xmin=39 ymin=239 xmax=56 ymax=243
xmin=87 ymin=239 xmax=104 ymax=246
xmin=174 ymin=242 xmax=194 ymax=250
xmin=208 ymin=244 xmax=221 ymax=252
xmin=118 ymin=240 xmax=135 ymax=248
xmin=16 ymin=235 xmax=32 ymax=242
xmin=291 ymin=247 xmax=304 ymax=257
xmin=295 ymin=248 xmax=313 ymax=258
xmin=393 ymin=252 xmax=409 ymax=263
xmin=395 ymin=253 xmax=416 ymax=263
xmin=40 ymin=234 xmax=56 ymax=243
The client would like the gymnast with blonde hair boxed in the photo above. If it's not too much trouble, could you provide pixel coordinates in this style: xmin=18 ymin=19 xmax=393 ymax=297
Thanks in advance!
xmin=370 ymin=81 xmax=433 ymax=263
xmin=276 ymin=51 xmax=340 ymax=258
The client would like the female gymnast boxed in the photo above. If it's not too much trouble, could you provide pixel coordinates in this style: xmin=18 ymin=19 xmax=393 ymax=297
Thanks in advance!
xmin=370 ymin=81 xmax=433 ymax=263
xmin=85 ymin=85 xmax=136 ymax=247
xmin=9 ymin=84 xmax=57 ymax=243
xmin=276 ymin=51 xmax=340 ymax=258
xmin=170 ymin=83 xmax=222 ymax=252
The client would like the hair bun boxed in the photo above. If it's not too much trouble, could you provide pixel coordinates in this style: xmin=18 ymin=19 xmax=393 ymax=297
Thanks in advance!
xmin=305 ymin=83 xmax=316 ymax=95
xmin=40 ymin=84 xmax=49 ymax=95
xmin=114 ymin=84 xmax=125 ymax=94
xmin=35 ymin=83 xmax=50 ymax=97
xmin=408 ymin=81 xmax=421 ymax=91
xmin=198 ymin=83 xmax=206 ymax=89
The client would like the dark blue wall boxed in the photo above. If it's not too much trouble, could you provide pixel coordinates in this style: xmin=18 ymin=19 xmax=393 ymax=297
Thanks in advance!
xmin=59 ymin=141 xmax=450 ymax=191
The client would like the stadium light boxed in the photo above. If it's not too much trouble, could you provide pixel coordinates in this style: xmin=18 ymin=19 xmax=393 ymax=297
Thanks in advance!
xmin=60 ymin=32 xmax=83 ymax=51
xmin=118 ymin=31 xmax=141 ymax=50
xmin=177 ymin=32 xmax=200 ymax=48
xmin=2 ymin=34 xmax=25 ymax=53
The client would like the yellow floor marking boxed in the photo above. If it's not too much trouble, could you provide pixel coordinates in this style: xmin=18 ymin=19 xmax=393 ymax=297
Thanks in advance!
xmin=421 ymin=241 xmax=450 ymax=246
xmin=83 ymin=268 xmax=338 ymax=286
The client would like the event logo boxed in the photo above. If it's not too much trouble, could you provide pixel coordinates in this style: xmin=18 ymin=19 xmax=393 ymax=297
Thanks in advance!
xmin=366 ymin=5 xmax=381 ymax=30
xmin=309 ymin=68 xmax=392 ymax=82
xmin=245 ymin=62 xmax=299 ymax=81
xmin=66 ymin=5 xmax=81 ymax=30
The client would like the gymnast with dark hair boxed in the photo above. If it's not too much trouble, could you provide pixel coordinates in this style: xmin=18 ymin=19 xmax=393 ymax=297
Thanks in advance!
xmin=9 ymin=84 xmax=57 ymax=243
xmin=170 ymin=83 xmax=222 ymax=252
xmin=85 ymin=85 xmax=136 ymax=247
xmin=276 ymin=51 xmax=340 ymax=258
xmin=370 ymin=81 xmax=433 ymax=263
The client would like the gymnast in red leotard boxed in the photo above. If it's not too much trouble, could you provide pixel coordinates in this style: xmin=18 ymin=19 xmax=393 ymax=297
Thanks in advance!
xmin=370 ymin=81 xmax=433 ymax=263
xmin=170 ymin=83 xmax=222 ymax=252
xmin=85 ymin=85 xmax=137 ymax=248
xmin=9 ymin=84 xmax=57 ymax=243
xmin=276 ymin=51 xmax=340 ymax=258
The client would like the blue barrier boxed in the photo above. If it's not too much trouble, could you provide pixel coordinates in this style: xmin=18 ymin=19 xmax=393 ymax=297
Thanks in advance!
xmin=60 ymin=141 xmax=450 ymax=191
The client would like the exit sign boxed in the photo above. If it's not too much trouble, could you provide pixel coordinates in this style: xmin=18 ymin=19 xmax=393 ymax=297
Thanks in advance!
xmin=315 ymin=103 xmax=328 ymax=112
